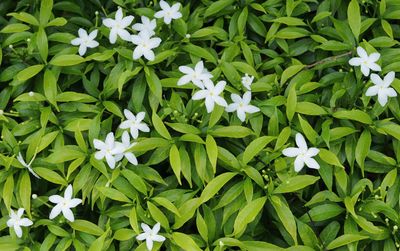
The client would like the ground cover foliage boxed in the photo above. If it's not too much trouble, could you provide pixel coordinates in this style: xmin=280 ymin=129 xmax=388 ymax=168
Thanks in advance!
xmin=1 ymin=0 xmax=400 ymax=250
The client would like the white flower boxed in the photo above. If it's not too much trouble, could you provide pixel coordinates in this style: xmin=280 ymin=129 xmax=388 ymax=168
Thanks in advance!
xmin=119 ymin=131 xmax=138 ymax=165
xmin=131 ymin=31 xmax=162 ymax=61
xmin=16 ymin=152 xmax=40 ymax=179
xmin=120 ymin=110 xmax=150 ymax=139
xmin=49 ymin=185 xmax=82 ymax=222
xmin=154 ymin=0 xmax=182 ymax=24
xmin=192 ymin=80 xmax=228 ymax=113
xmin=241 ymin=74 xmax=254 ymax=91
xmin=177 ymin=61 xmax=213 ymax=89
xmin=132 ymin=16 xmax=157 ymax=36
xmin=70 ymin=28 xmax=99 ymax=56
xmin=93 ymin=132 xmax=125 ymax=169
xmin=349 ymin=46 xmax=381 ymax=76
xmin=366 ymin=71 xmax=397 ymax=106
xmin=282 ymin=133 xmax=320 ymax=172
xmin=7 ymin=208 xmax=33 ymax=238
xmin=102 ymin=7 xmax=134 ymax=44
xmin=225 ymin=92 xmax=260 ymax=122
xmin=136 ymin=222 xmax=166 ymax=251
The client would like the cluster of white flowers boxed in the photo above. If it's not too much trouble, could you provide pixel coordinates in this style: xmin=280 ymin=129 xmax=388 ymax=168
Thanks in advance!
xmin=94 ymin=109 xmax=148 ymax=169
xmin=178 ymin=61 xmax=260 ymax=121
xmin=7 ymin=185 xmax=81 ymax=238
xmin=70 ymin=1 xmax=182 ymax=60
xmin=349 ymin=46 xmax=398 ymax=106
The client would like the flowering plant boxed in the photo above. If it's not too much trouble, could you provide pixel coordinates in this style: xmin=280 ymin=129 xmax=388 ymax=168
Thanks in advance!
xmin=1 ymin=0 xmax=400 ymax=250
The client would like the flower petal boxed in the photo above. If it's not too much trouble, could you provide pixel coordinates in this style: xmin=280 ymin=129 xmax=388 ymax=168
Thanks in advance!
xmin=369 ymin=52 xmax=380 ymax=62
xmin=49 ymin=204 xmax=62 ymax=219
xmin=348 ymin=57 xmax=362 ymax=66
xmin=205 ymin=97 xmax=215 ymax=113
xmin=105 ymin=153 xmax=116 ymax=169
xmin=365 ymin=86 xmax=379 ymax=96
xmin=69 ymin=198 xmax=82 ymax=208
xmin=19 ymin=218 xmax=33 ymax=227
xmin=294 ymin=156 xmax=305 ymax=172
xmin=295 ymin=133 xmax=308 ymax=151
xmin=64 ymin=185 xmax=73 ymax=200
xmin=49 ymin=195 xmax=63 ymax=204
xmin=384 ymin=71 xmax=395 ymax=87
xmin=14 ymin=225 xmax=23 ymax=238
xmin=282 ymin=147 xmax=301 ymax=157
xmin=304 ymin=157 xmax=320 ymax=169
xmin=192 ymin=90 xmax=208 ymax=100
xmin=62 ymin=208 xmax=75 ymax=222
xmin=377 ymin=91 xmax=389 ymax=106
xmin=360 ymin=64 xmax=370 ymax=77
xmin=357 ymin=46 xmax=367 ymax=59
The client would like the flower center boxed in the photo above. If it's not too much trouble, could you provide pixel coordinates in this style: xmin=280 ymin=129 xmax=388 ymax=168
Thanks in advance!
xmin=239 ymin=102 xmax=244 ymax=108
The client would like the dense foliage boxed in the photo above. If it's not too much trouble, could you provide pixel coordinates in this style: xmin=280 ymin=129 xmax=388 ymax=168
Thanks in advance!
xmin=1 ymin=0 xmax=400 ymax=250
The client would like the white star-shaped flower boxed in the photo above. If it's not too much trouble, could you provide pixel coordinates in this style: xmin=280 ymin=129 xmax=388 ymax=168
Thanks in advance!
xmin=136 ymin=222 xmax=166 ymax=251
xmin=241 ymin=74 xmax=254 ymax=91
xmin=192 ymin=80 xmax=228 ymax=113
xmin=154 ymin=0 xmax=182 ymax=24
xmin=132 ymin=16 xmax=157 ymax=36
xmin=70 ymin=28 xmax=99 ymax=56
xmin=120 ymin=110 xmax=150 ymax=139
xmin=119 ymin=131 xmax=138 ymax=165
xmin=177 ymin=61 xmax=213 ymax=89
xmin=282 ymin=133 xmax=320 ymax=172
xmin=16 ymin=152 xmax=40 ymax=179
xmin=7 ymin=208 xmax=33 ymax=238
xmin=366 ymin=71 xmax=397 ymax=106
xmin=131 ymin=31 xmax=162 ymax=61
xmin=102 ymin=7 xmax=134 ymax=44
xmin=348 ymin=46 xmax=381 ymax=76
xmin=225 ymin=92 xmax=260 ymax=122
xmin=93 ymin=132 xmax=125 ymax=169
xmin=49 ymin=185 xmax=82 ymax=222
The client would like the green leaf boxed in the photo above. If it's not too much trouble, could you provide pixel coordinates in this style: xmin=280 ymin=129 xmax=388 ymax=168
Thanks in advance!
xmin=169 ymin=145 xmax=182 ymax=185
xmin=96 ymin=186 xmax=131 ymax=203
xmin=0 ymin=23 xmax=30 ymax=33
xmin=270 ymin=195 xmax=297 ymax=245
xmin=210 ymin=126 xmax=253 ymax=138
xmin=199 ymin=172 xmax=236 ymax=203
xmin=319 ymin=149 xmax=344 ymax=168
xmin=281 ymin=65 xmax=304 ymax=85
xmin=172 ymin=232 xmax=202 ymax=251
xmin=333 ymin=110 xmax=373 ymax=124
xmin=274 ymin=175 xmax=320 ymax=194
xmin=152 ymin=113 xmax=171 ymax=140
xmin=296 ymin=102 xmax=327 ymax=115
xmin=243 ymin=136 xmax=275 ymax=164
xmin=182 ymin=44 xmax=217 ymax=64
xmin=43 ymin=69 xmax=58 ymax=107
xmin=50 ymin=54 xmax=85 ymax=66
xmin=69 ymin=220 xmax=104 ymax=236
xmin=286 ymin=85 xmax=297 ymax=121
xmin=16 ymin=64 xmax=44 ymax=81
xmin=348 ymin=0 xmax=361 ymax=40
xmin=19 ymin=172 xmax=31 ymax=216
xmin=206 ymin=135 xmax=218 ymax=174
xmin=355 ymin=130 xmax=371 ymax=175
xmin=37 ymin=27 xmax=48 ymax=62
xmin=40 ymin=0 xmax=53 ymax=25
xmin=7 ymin=12 xmax=39 ymax=26
xmin=144 ymin=67 xmax=162 ymax=101
xmin=327 ymin=234 xmax=368 ymax=250
xmin=34 ymin=168 xmax=67 ymax=185
xmin=204 ymin=0 xmax=235 ymax=18
xmin=233 ymin=196 xmax=267 ymax=237
xmin=147 ymin=201 xmax=169 ymax=229
xmin=3 ymin=175 xmax=14 ymax=211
